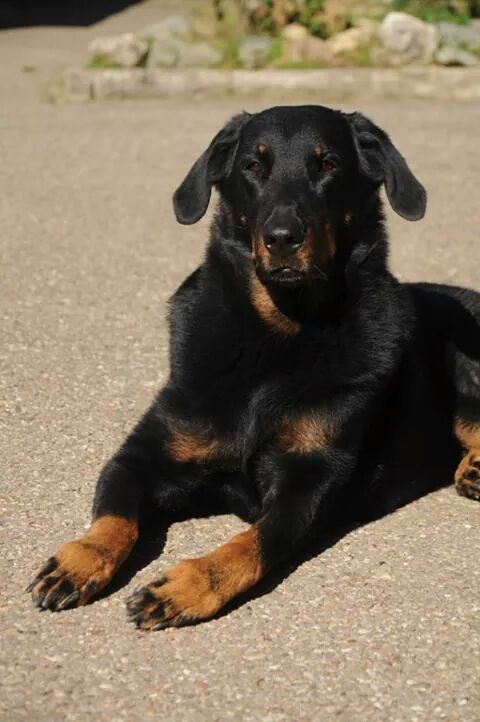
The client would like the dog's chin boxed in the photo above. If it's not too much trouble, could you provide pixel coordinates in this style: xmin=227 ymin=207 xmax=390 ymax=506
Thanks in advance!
xmin=256 ymin=265 xmax=327 ymax=289
xmin=256 ymin=266 xmax=306 ymax=288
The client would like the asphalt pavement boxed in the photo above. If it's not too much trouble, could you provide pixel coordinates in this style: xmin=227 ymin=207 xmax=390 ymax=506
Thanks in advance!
xmin=1 ymin=22 xmax=480 ymax=722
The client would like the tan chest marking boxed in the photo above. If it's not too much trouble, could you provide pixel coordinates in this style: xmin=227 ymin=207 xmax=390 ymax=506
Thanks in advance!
xmin=279 ymin=411 xmax=334 ymax=454
xmin=249 ymin=275 xmax=300 ymax=336
xmin=166 ymin=428 xmax=220 ymax=464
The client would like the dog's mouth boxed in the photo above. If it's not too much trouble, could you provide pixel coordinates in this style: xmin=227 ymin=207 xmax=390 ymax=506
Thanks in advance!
xmin=268 ymin=266 xmax=305 ymax=286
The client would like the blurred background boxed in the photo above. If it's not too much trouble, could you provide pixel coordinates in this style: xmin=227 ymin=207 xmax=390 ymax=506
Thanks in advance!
xmin=1 ymin=3 xmax=479 ymax=722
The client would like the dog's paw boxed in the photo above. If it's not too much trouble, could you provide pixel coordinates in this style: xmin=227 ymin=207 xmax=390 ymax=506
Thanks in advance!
xmin=455 ymin=450 xmax=480 ymax=501
xmin=27 ymin=539 xmax=116 ymax=611
xmin=126 ymin=559 xmax=221 ymax=630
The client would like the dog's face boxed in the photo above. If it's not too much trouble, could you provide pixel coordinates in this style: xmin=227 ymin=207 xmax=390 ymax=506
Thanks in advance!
xmin=174 ymin=106 xmax=426 ymax=288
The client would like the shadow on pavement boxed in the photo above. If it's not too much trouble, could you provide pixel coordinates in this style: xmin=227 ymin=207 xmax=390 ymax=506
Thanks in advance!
xmin=0 ymin=0 xmax=142 ymax=29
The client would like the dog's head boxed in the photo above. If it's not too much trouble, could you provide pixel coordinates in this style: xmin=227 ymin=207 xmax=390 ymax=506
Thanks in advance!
xmin=173 ymin=106 xmax=426 ymax=288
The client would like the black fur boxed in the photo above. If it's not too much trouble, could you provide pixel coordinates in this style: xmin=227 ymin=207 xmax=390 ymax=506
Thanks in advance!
xmin=31 ymin=105 xmax=480 ymax=624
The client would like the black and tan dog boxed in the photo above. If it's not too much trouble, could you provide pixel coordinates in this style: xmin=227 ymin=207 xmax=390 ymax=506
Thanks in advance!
xmin=28 ymin=105 xmax=480 ymax=629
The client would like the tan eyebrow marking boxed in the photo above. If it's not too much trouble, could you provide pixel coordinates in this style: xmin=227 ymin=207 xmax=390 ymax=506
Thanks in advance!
xmin=313 ymin=143 xmax=323 ymax=157
xmin=256 ymin=143 xmax=268 ymax=154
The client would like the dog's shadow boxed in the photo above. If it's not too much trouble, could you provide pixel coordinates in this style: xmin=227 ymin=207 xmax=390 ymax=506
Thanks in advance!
xmin=96 ymin=507 xmax=354 ymax=608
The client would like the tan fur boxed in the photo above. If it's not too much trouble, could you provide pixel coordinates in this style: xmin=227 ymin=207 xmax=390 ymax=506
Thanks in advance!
xmin=32 ymin=515 xmax=138 ymax=605
xmin=133 ymin=526 xmax=262 ymax=628
xmin=257 ymin=143 xmax=268 ymax=154
xmin=279 ymin=411 xmax=334 ymax=454
xmin=454 ymin=419 xmax=480 ymax=449
xmin=297 ymin=227 xmax=316 ymax=268
xmin=455 ymin=448 xmax=480 ymax=497
xmin=324 ymin=221 xmax=336 ymax=259
xmin=313 ymin=143 xmax=323 ymax=156
xmin=249 ymin=275 xmax=300 ymax=336
xmin=453 ymin=420 xmax=480 ymax=499
xmin=166 ymin=428 xmax=219 ymax=464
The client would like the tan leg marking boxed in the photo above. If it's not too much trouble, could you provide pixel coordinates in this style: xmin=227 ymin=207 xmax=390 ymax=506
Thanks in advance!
xmin=454 ymin=420 xmax=480 ymax=500
xmin=127 ymin=526 xmax=262 ymax=629
xmin=28 ymin=515 xmax=138 ymax=610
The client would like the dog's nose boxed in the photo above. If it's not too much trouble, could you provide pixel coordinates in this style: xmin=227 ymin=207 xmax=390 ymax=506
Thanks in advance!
xmin=264 ymin=226 xmax=303 ymax=258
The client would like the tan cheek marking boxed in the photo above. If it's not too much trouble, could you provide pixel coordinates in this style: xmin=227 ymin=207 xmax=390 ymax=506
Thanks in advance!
xmin=279 ymin=412 xmax=334 ymax=454
xmin=454 ymin=419 xmax=480 ymax=449
xmin=249 ymin=275 xmax=300 ymax=336
xmin=166 ymin=428 xmax=219 ymax=464
xmin=297 ymin=227 xmax=315 ymax=267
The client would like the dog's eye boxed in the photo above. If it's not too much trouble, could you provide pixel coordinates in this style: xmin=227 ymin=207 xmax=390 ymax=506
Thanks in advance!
xmin=246 ymin=160 xmax=261 ymax=174
xmin=322 ymin=159 xmax=336 ymax=173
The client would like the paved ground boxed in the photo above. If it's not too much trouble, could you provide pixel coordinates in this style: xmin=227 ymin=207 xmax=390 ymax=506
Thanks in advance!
xmin=1 ymin=9 xmax=480 ymax=722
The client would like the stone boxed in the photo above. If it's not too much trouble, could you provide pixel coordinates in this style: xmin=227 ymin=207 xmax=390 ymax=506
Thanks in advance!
xmin=325 ymin=19 xmax=379 ymax=63
xmin=378 ymin=12 xmax=439 ymax=66
xmin=176 ymin=42 xmax=222 ymax=69
xmin=303 ymin=35 xmax=332 ymax=64
xmin=147 ymin=36 xmax=221 ymax=69
xmin=88 ymin=33 xmax=148 ymax=68
xmin=138 ymin=16 xmax=191 ymax=43
xmin=281 ymin=23 xmax=309 ymax=63
xmin=436 ymin=45 xmax=479 ymax=66
xmin=436 ymin=21 xmax=480 ymax=53
xmin=281 ymin=23 xmax=331 ymax=65
xmin=238 ymin=35 xmax=275 ymax=69
xmin=146 ymin=41 xmax=178 ymax=69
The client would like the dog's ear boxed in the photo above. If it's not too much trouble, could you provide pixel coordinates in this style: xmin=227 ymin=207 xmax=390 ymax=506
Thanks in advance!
xmin=348 ymin=112 xmax=426 ymax=221
xmin=173 ymin=112 xmax=251 ymax=225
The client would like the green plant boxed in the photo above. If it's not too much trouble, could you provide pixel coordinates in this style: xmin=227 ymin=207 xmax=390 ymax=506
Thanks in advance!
xmin=216 ymin=37 xmax=243 ymax=68
xmin=87 ymin=55 xmax=118 ymax=69
xmin=390 ymin=1 xmax=472 ymax=24
xmin=214 ymin=1 xmax=330 ymax=38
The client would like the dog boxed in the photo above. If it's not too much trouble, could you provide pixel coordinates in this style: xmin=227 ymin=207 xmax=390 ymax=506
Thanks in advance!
xmin=28 ymin=105 xmax=480 ymax=630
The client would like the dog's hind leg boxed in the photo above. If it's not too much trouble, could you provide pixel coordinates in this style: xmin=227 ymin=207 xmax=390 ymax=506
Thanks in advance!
xmin=454 ymin=420 xmax=480 ymax=501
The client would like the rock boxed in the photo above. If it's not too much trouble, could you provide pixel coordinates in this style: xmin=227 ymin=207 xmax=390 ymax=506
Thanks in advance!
xmin=281 ymin=24 xmax=331 ymax=65
xmin=88 ymin=33 xmax=148 ymax=68
xmin=138 ymin=16 xmax=191 ymax=43
xmin=176 ymin=42 xmax=222 ymax=69
xmin=436 ymin=21 xmax=480 ymax=53
xmin=146 ymin=41 xmax=178 ymax=69
xmin=147 ymin=36 xmax=221 ymax=69
xmin=281 ymin=24 xmax=309 ymax=63
xmin=378 ymin=12 xmax=439 ymax=66
xmin=436 ymin=45 xmax=479 ymax=66
xmin=326 ymin=19 xmax=379 ymax=62
xmin=304 ymin=35 xmax=332 ymax=64
xmin=238 ymin=36 xmax=274 ymax=70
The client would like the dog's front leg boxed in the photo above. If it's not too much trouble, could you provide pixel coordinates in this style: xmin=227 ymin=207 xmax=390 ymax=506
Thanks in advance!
xmin=127 ymin=446 xmax=355 ymax=630
xmin=27 ymin=409 xmax=166 ymax=611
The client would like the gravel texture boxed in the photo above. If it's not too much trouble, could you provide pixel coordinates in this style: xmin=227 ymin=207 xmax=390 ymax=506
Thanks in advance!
xmin=1 ymin=66 xmax=480 ymax=722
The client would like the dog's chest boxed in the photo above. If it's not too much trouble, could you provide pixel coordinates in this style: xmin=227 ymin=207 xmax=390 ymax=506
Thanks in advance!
xmin=168 ymin=333 xmax=335 ymax=469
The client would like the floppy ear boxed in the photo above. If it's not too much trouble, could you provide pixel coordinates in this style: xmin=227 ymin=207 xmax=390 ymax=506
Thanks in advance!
xmin=173 ymin=112 xmax=251 ymax=225
xmin=348 ymin=112 xmax=426 ymax=221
